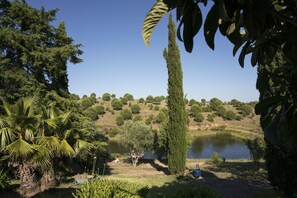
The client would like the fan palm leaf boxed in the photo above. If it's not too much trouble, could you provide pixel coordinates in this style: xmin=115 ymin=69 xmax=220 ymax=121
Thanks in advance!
xmin=60 ymin=139 xmax=75 ymax=156
xmin=142 ymin=0 xmax=170 ymax=47
xmin=5 ymin=139 xmax=35 ymax=162
xmin=0 ymin=127 xmax=15 ymax=149
xmin=73 ymin=139 xmax=94 ymax=154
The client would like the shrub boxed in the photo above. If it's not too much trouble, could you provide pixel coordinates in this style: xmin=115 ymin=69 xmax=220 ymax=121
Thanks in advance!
xmin=133 ymin=115 xmax=142 ymax=121
xmin=194 ymin=112 xmax=204 ymax=123
xmin=190 ymin=104 xmax=201 ymax=117
xmin=210 ymin=125 xmax=227 ymax=131
xmin=111 ymin=99 xmax=123 ymax=110
xmin=245 ymin=138 xmax=265 ymax=164
xmin=210 ymin=98 xmax=223 ymax=111
xmin=138 ymin=98 xmax=144 ymax=103
xmin=109 ymin=127 xmax=120 ymax=138
xmin=121 ymin=108 xmax=132 ymax=120
xmin=145 ymin=115 xmax=154 ymax=125
xmin=95 ymin=105 xmax=105 ymax=115
xmin=121 ymin=97 xmax=128 ymax=105
xmin=211 ymin=152 xmax=223 ymax=166
xmin=116 ymin=116 xmax=124 ymax=126
xmin=154 ymin=105 xmax=159 ymax=111
xmin=207 ymin=114 xmax=215 ymax=122
xmin=84 ymin=107 xmax=99 ymax=121
xmin=153 ymin=96 xmax=162 ymax=104
xmin=216 ymin=105 xmax=227 ymax=117
xmin=0 ymin=171 xmax=11 ymax=192
xmin=81 ymin=98 xmax=93 ymax=110
xmin=124 ymin=93 xmax=134 ymax=101
xmin=155 ymin=111 xmax=167 ymax=123
xmin=102 ymin=93 xmax=111 ymax=101
xmin=188 ymin=99 xmax=196 ymax=106
xmin=146 ymin=95 xmax=154 ymax=103
xmin=73 ymin=179 xmax=147 ymax=198
xmin=225 ymin=110 xmax=236 ymax=120
xmin=240 ymin=104 xmax=253 ymax=117
xmin=131 ymin=104 xmax=141 ymax=114
xmin=111 ymin=94 xmax=116 ymax=98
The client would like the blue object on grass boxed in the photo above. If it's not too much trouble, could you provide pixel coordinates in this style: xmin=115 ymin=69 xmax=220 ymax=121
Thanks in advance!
xmin=192 ymin=169 xmax=201 ymax=178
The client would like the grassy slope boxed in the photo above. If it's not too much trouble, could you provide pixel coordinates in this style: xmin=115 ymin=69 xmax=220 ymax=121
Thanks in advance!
xmin=94 ymin=98 xmax=262 ymax=139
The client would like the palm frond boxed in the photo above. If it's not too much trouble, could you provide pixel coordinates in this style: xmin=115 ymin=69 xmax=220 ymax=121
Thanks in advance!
xmin=0 ymin=128 xmax=15 ymax=149
xmin=60 ymin=139 xmax=75 ymax=156
xmin=6 ymin=139 xmax=35 ymax=161
xmin=1 ymin=98 xmax=13 ymax=116
xmin=142 ymin=0 xmax=170 ymax=47
xmin=24 ymin=129 xmax=34 ymax=142
xmin=30 ymin=145 xmax=52 ymax=168
xmin=73 ymin=139 xmax=94 ymax=154
xmin=40 ymin=136 xmax=61 ymax=153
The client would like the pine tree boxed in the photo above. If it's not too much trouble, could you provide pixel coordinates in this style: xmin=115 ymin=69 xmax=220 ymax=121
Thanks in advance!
xmin=163 ymin=14 xmax=187 ymax=175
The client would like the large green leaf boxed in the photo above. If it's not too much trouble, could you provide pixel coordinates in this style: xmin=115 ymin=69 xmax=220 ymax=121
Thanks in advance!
xmin=142 ymin=0 xmax=170 ymax=47
xmin=204 ymin=4 xmax=219 ymax=50
xmin=6 ymin=139 xmax=35 ymax=161
xmin=0 ymin=128 xmax=14 ymax=149
xmin=73 ymin=139 xmax=93 ymax=154
xmin=60 ymin=139 xmax=75 ymax=156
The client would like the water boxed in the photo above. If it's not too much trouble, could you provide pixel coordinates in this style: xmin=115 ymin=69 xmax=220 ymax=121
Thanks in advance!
xmin=107 ymin=133 xmax=251 ymax=160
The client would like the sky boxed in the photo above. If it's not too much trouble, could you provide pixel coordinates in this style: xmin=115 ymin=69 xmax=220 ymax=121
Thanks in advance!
xmin=26 ymin=0 xmax=259 ymax=102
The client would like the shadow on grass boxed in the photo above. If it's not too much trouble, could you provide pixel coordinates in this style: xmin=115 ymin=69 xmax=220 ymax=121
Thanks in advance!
xmin=32 ymin=188 xmax=77 ymax=198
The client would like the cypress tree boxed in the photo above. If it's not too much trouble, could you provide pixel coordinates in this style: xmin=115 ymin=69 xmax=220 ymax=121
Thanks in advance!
xmin=163 ymin=14 xmax=188 ymax=175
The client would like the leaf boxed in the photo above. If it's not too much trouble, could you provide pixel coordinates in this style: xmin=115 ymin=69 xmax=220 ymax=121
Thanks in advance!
xmin=192 ymin=4 xmax=202 ymax=37
xmin=255 ymin=96 xmax=286 ymax=115
xmin=204 ymin=4 xmax=219 ymax=50
xmin=218 ymin=0 xmax=230 ymax=21
xmin=226 ymin=23 xmax=236 ymax=35
xmin=142 ymin=0 xmax=170 ymax=47
xmin=251 ymin=47 xmax=259 ymax=66
xmin=60 ymin=139 xmax=75 ymax=156
xmin=73 ymin=139 xmax=93 ymax=154
xmin=238 ymin=41 xmax=250 ymax=67
xmin=6 ymin=139 xmax=35 ymax=161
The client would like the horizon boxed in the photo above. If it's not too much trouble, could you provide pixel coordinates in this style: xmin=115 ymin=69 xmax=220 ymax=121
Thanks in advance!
xmin=26 ymin=0 xmax=259 ymax=103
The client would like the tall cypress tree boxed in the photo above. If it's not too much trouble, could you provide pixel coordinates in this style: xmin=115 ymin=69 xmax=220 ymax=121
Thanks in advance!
xmin=163 ymin=14 xmax=187 ymax=175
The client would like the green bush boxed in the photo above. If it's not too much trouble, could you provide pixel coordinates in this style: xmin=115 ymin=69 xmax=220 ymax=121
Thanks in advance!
xmin=155 ymin=111 xmax=167 ymax=123
xmin=245 ymin=138 xmax=265 ymax=164
xmin=194 ymin=112 xmax=204 ymax=123
xmin=102 ymin=93 xmax=111 ymax=101
xmin=190 ymin=104 xmax=201 ymax=117
xmin=95 ymin=105 xmax=105 ymax=115
xmin=154 ymin=105 xmax=159 ymax=111
xmin=73 ymin=179 xmax=147 ymax=198
xmin=0 ymin=170 xmax=11 ymax=192
xmin=116 ymin=116 xmax=124 ymax=126
xmin=153 ymin=96 xmax=162 ymax=104
xmin=84 ymin=107 xmax=99 ymax=121
xmin=121 ymin=97 xmax=128 ymax=105
xmin=131 ymin=104 xmax=141 ymax=114
xmin=225 ymin=110 xmax=236 ymax=120
xmin=120 ymin=108 xmax=132 ymax=120
xmin=207 ymin=114 xmax=214 ymax=122
xmin=112 ymin=99 xmax=123 ymax=110
xmin=109 ymin=127 xmax=120 ymax=138
xmin=146 ymin=95 xmax=154 ymax=103
xmin=210 ymin=152 xmax=223 ymax=166
xmin=124 ymin=93 xmax=134 ymax=101
xmin=138 ymin=98 xmax=144 ymax=103
xmin=133 ymin=115 xmax=142 ymax=121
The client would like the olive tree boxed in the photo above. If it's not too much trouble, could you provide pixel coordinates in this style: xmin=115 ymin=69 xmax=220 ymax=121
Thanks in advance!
xmin=121 ymin=121 xmax=154 ymax=167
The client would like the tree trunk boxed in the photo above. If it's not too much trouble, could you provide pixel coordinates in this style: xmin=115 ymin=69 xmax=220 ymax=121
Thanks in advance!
xmin=40 ymin=168 xmax=57 ymax=192
xmin=18 ymin=162 xmax=40 ymax=197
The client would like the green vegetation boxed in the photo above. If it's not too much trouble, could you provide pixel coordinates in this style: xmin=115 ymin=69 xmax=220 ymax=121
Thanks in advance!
xmin=163 ymin=15 xmax=187 ymax=175
xmin=121 ymin=108 xmax=133 ymax=120
xmin=121 ymin=121 xmax=154 ymax=167
xmin=112 ymin=99 xmax=123 ymax=110
xmin=131 ymin=104 xmax=141 ymax=114
xmin=194 ymin=112 xmax=204 ymax=123
xmin=210 ymin=152 xmax=223 ymax=166
xmin=116 ymin=115 xmax=125 ymax=126
xmin=0 ymin=171 xmax=10 ymax=192
xmin=102 ymin=93 xmax=111 ymax=101
xmin=245 ymin=138 xmax=265 ymax=164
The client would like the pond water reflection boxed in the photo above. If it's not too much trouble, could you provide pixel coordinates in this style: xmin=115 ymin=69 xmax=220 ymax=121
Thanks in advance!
xmin=107 ymin=133 xmax=250 ymax=160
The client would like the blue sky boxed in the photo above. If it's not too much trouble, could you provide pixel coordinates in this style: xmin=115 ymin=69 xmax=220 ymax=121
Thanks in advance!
xmin=26 ymin=0 xmax=259 ymax=102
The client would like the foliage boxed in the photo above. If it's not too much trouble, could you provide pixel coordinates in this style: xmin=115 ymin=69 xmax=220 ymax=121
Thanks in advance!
xmin=210 ymin=125 xmax=226 ymax=131
xmin=133 ymin=115 xmax=142 ymax=122
xmin=146 ymin=95 xmax=154 ymax=103
xmin=210 ymin=152 xmax=223 ymax=166
xmin=207 ymin=114 xmax=215 ymax=122
xmin=147 ymin=182 xmax=218 ymax=198
xmin=245 ymin=138 xmax=265 ymax=164
xmin=154 ymin=105 xmax=160 ymax=111
xmin=189 ymin=104 xmax=201 ymax=117
xmin=116 ymin=116 xmax=124 ymax=126
xmin=225 ymin=110 xmax=236 ymax=120
xmin=120 ymin=108 xmax=133 ymax=120
xmin=131 ymin=104 xmax=141 ymax=114
xmin=153 ymin=122 xmax=168 ymax=160
xmin=240 ymin=104 xmax=253 ymax=117
xmin=155 ymin=111 xmax=167 ymax=124
xmin=121 ymin=121 xmax=154 ymax=167
xmin=102 ymin=93 xmax=111 ymax=101
xmin=215 ymin=105 xmax=227 ymax=118
xmin=83 ymin=107 xmax=99 ymax=121
xmin=0 ymin=0 xmax=82 ymax=103
xmin=194 ymin=112 xmax=204 ymax=123
xmin=95 ymin=105 xmax=105 ymax=115
xmin=124 ymin=93 xmax=134 ymax=101
xmin=138 ymin=98 xmax=145 ymax=103
xmin=145 ymin=115 xmax=153 ymax=125
xmin=73 ymin=178 xmax=147 ymax=198
xmin=153 ymin=96 xmax=163 ymax=104
xmin=209 ymin=98 xmax=223 ymax=111
xmin=265 ymin=142 xmax=297 ymax=197
xmin=121 ymin=97 xmax=128 ymax=105
xmin=188 ymin=99 xmax=196 ymax=106
xmin=164 ymin=15 xmax=188 ymax=175
xmin=109 ymin=127 xmax=120 ymax=138
xmin=111 ymin=99 xmax=123 ymax=110
xmin=0 ymin=170 xmax=11 ymax=192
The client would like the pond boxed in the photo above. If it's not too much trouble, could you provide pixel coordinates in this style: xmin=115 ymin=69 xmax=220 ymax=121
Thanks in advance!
xmin=107 ymin=133 xmax=251 ymax=160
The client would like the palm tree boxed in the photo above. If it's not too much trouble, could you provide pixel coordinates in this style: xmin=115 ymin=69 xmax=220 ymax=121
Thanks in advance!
xmin=37 ymin=105 xmax=92 ymax=191
xmin=0 ymin=97 xmax=49 ymax=196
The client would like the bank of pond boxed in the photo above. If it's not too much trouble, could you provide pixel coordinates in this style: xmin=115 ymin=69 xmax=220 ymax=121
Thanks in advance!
xmin=107 ymin=131 xmax=256 ymax=160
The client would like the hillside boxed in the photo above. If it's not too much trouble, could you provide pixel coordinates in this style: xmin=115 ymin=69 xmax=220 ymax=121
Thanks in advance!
xmin=80 ymin=95 xmax=262 ymax=138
